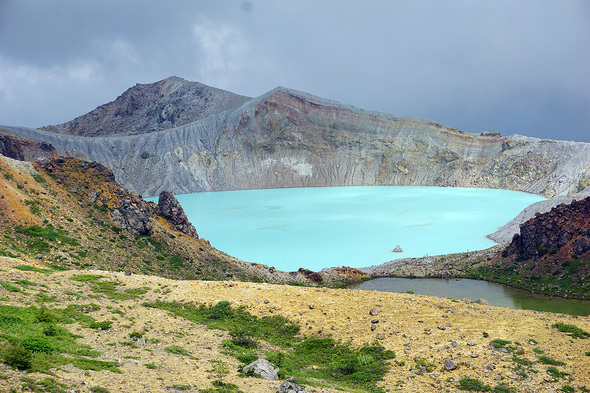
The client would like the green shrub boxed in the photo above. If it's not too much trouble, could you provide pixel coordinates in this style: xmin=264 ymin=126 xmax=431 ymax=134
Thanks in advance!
xmin=89 ymin=387 xmax=110 ymax=393
xmin=129 ymin=331 xmax=143 ymax=340
xmin=2 ymin=344 xmax=32 ymax=370
xmin=165 ymin=345 xmax=191 ymax=357
xmin=546 ymin=366 xmax=569 ymax=381
xmin=69 ymin=274 xmax=106 ymax=282
xmin=87 ymin=320 xmax=113 ymax=330
xmin=489 ymin=339 xmax=511 ymax=349
xmin=552 ymin=322 xmax=590 ymax=339
xmin=560 ymin=385 xmax=575 ymax=393
xmin=144 ymin=363 xmax=157 ymax=369
xmin=538 ymin=356 xmax=566 ymax=366
xmin=457 ymin=377 xmax=491 ymax=391
xmin=20 ymin=337 xmax=54 ymax=353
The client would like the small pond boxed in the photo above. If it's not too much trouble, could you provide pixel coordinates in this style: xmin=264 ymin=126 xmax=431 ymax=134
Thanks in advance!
xmin=349 ymin=278 xmax=590 ymax=316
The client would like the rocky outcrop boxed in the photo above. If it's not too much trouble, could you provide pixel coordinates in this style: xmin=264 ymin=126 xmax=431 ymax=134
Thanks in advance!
xmin=0 ymin=134 xmax=57 ymax=162
xmin=111 ymin=198 xmax=153 ymax=236
xmin=40 ymin=76 xmax=251 ymax=136
xmin=503 ymin=196 xmax=590 ymax=260
xmin=2 ymin=79 xmax=590 ymax=198
xmin=488 ymin=189 xmax=590 ymax=243
xmin=157 ymin=190 xmax=198 ymax=238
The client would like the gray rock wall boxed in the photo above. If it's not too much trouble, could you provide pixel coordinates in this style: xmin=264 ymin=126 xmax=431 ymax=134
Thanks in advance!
xmin=2 ymin=87 xmax=590 ymax=200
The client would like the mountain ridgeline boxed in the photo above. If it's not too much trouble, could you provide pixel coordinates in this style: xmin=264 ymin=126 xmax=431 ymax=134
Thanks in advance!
xmin=1 ymin=76 xmax=589 ymax=199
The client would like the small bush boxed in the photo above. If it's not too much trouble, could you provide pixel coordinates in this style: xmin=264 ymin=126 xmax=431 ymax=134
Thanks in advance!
xmin=144 ymin=363 xmax=157 ymax=369
xmin=129 ymin=331 xmax=143 ymax=340
xmin=165 ymin=345 xmax=191 ymax=357
xmin=89 ymin=387 xmax=110 ymax=393
xmin=546 ymin=366 xmax=569 ymax=381
xmin=560 ymin=385 xmax=575 ymax=393
xmin=552 ymin=322 xmax=590 ymax=339
xmin=20 ymin=337 xmax=53 ymax=353
xmin=87 ymin=320 xmax=113 ymax=330
xmin=538 ymin=356 xmax=566 ymax=366
xmin=1 ymin=344 xmax=32 ymax=370
xmin=457 ymin=377 xmax=491 ymax=391
xmin=489 ymin=339 xmax=511 ymax=349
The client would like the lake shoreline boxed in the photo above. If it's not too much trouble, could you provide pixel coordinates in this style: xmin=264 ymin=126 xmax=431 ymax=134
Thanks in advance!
xmin=348 ymin=244 xmax=590 ymax=301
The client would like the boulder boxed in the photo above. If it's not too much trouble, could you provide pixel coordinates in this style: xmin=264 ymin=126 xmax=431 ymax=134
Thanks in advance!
xmin=392 ymin=245 xmax=403 ymax=253
xmin=278 ymin=381 xmax=306 ymax=393
xmin=444 ymin=359 xmax=457 ymax=371
xmin=157 ymin=190 xmax=198 ymax=238
xmin=242 ymin=358 xmax=278 ymax=381
xmin=111 ymin=198 xmax=153 ymax=236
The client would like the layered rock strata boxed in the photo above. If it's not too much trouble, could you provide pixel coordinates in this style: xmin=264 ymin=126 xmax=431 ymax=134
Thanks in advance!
xmin=2 ymin=80 xmax=590 ymax=200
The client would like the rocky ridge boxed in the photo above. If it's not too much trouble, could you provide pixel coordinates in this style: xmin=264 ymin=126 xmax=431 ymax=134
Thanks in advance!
xmin=1 ymin=78 xmax=589 ymax=200
xmin=39 ymin=76 xmax=251 ymax=136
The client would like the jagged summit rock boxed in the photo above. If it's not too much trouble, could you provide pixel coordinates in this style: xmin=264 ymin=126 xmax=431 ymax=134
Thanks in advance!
xmin=40 ymin=76 xmax=251 ymax=137
xmin=157 ymin=190 xmax=198 ymax=238
xmin=392 ymin=245 xmax=403 ymax=253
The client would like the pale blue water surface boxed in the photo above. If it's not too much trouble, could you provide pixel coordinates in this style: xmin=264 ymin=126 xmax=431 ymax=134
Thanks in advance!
xmin=158 ymin=186 xmax=544 ymax=272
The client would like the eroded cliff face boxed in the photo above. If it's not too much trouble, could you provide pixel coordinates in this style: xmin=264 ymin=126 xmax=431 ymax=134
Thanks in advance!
xmin=2 ymin=85 xmax=590 ymax=198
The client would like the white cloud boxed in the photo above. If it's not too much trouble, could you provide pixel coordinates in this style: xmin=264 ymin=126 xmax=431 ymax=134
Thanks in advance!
xmin=192 ymin=22 xmax=250 ymax=88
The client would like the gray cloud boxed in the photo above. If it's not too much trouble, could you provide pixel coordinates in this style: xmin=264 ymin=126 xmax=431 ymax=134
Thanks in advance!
xmin=0 ymin=0 xmax=588 ymax=142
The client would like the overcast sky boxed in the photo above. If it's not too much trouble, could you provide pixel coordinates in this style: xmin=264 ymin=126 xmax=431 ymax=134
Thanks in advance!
xmin=0 ymin=0 xmax=588 ymax=142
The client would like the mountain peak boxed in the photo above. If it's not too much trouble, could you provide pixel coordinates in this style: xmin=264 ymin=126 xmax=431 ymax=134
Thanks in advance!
xmin=40 ymin=77 xmax=251 ymax=137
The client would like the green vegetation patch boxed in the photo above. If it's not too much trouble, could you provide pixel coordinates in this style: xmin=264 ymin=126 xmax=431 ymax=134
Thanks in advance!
xmin=552 ymin=322 xmax=590 ymax=339
xmin=13 ymin=265 xmax=53 ymax=274
xmin=457 ymin=377 xmax=491 ymax=391
xmin=489 ymin=339 xmax=511 ymax=349
xmin=538 ymin=356 xmax=566 ymax=366
xmin=0 ymin=304 xmax=120 ymax=373
xmin=69 ymin=274 xmax=106 ymax=282
xmin=15 ymin=225 xmax=78 ymax=254
xmin=144 ymin=300 xmax=394 ymax=392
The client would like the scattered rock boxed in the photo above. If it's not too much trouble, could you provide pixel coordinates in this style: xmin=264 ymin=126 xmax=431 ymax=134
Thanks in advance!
xmin=369 ymin=308 xmax=379 ymax=316
xmin=371 ymin=324 xmax=377 ymax=331
xmin=371 ymin=318 xmax=379 ymax=324
xmin=444 ymin=360 xmax=457 ymax=371
xmin=242 ymin=358 xmax=278 ymax=381
xmin=278 ymin=380 xmax=306 ymax=393
xmin=308 ymin=304 xmax=315 ymax=310
xmin=448 ymin=307 xmax=458 ymax=313
xmin=476 ymin=299 xmax=488 ymax=305
xmin=467 ymin=341 xmax=476 ymax=346
xmin=462 ymin=311 xmax=472 ymax=316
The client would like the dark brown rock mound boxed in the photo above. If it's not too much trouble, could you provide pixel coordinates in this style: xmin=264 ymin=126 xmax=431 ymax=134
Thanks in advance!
xmin=503 ymin=196 xmax=590 ymax=260
xmin=157 ymin=190 xmax=198 ymax=238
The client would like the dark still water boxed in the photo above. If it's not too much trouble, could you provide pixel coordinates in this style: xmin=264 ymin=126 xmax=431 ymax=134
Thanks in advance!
xmin=349 ymin=278 xmax=590 ymax=316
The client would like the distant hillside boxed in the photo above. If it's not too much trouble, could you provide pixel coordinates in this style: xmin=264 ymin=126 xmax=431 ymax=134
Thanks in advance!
xmin=40 ymin=76 xmax=251 ymax=136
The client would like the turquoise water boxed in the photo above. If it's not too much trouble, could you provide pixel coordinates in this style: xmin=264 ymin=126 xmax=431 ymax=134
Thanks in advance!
xmin=349 ymin=278 xmax=590 ymax=316
xmin=159 ymin=186 xmax=544 ymax=272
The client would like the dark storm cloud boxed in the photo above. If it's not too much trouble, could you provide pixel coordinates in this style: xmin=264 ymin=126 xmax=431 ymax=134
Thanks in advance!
xmin=0 ymin=0 xmax=588 ymax=142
